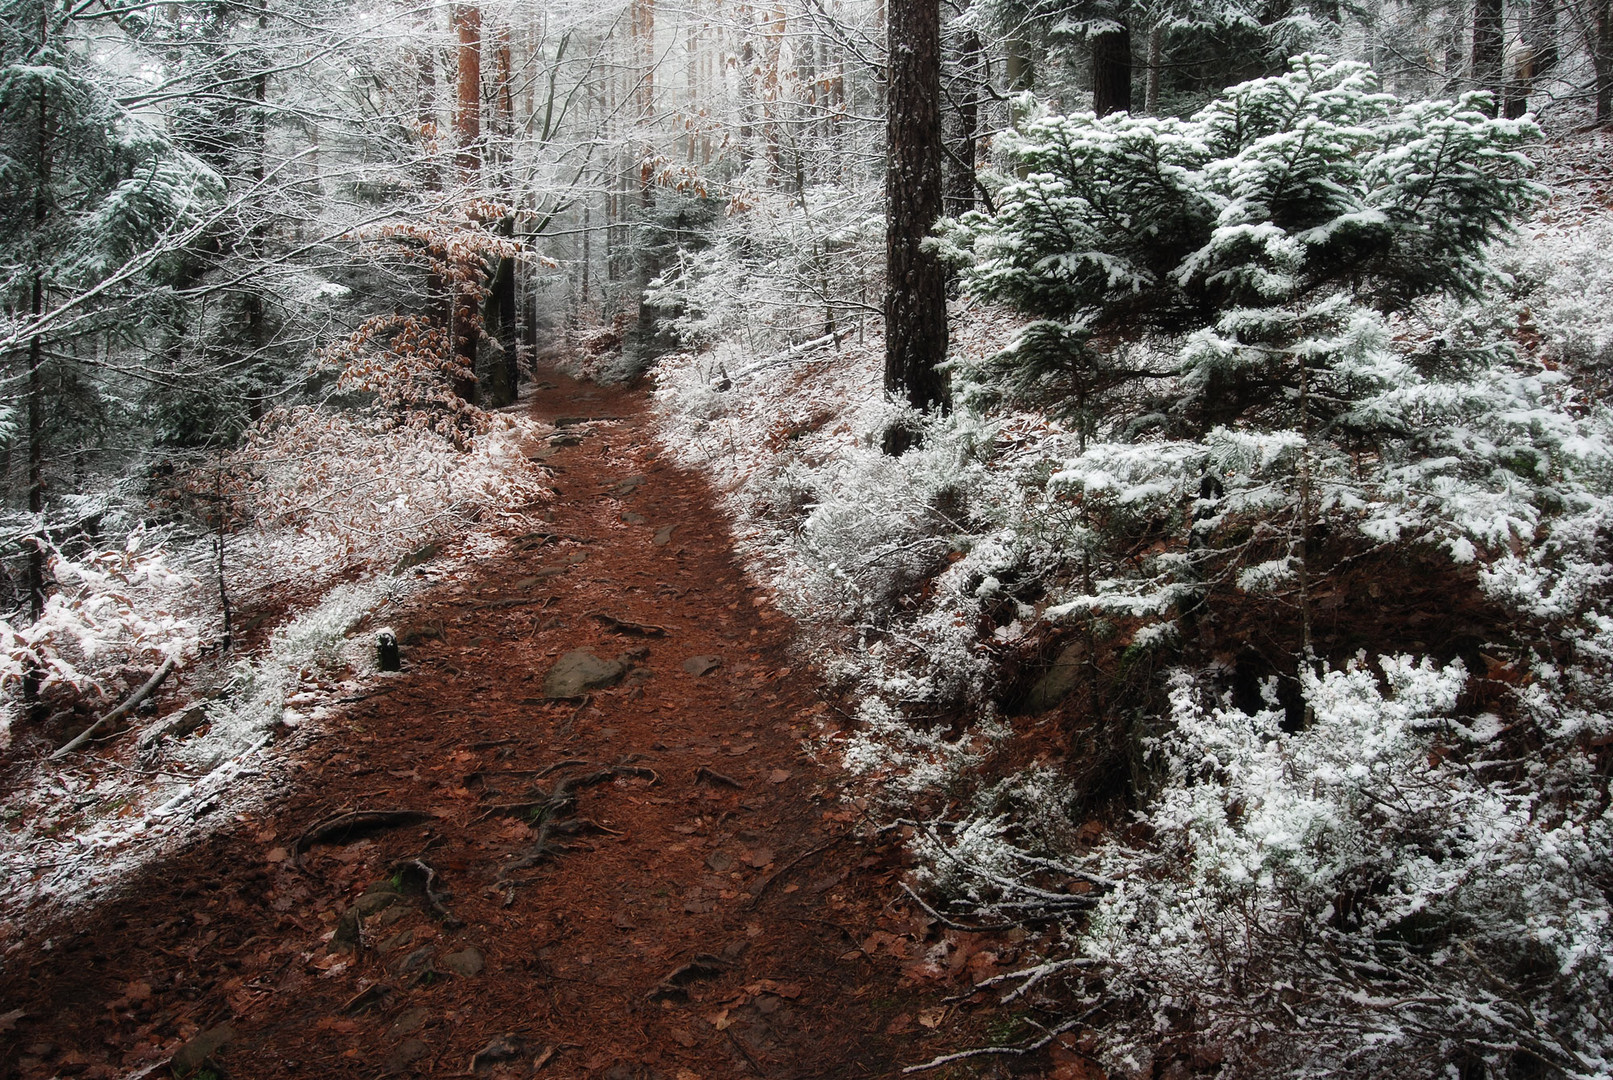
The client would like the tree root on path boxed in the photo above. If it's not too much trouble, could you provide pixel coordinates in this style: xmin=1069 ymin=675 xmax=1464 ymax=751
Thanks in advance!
xmin=747 ymin=835 xmax=849 ymax=909
xmin=491 ymin=762 xmax=655 ymax=884
xmin=588 ymin=611 xmax=669 ymax=636
xmin=387 ymin=856 xmax=462 ymax=928
xmin=292 ymin=809 xmax=434 ymax=867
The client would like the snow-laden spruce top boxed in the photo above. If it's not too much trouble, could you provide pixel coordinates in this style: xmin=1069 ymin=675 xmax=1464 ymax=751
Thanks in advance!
xmin=941 ymin=55 xmax=1539 ymax=339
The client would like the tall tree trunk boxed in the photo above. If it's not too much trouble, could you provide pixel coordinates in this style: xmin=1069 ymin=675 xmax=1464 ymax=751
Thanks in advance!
xmin=482 ymin=217 xmax=519 ymax=405
xmin=480 ymin=22 xmax=518 ymax=406
xmin=581 ymin=200 xmax=592 ymax=310
xmin=633 ymin=0 xmax=656 ymax=118
xmin=1006 ymin=37 xmax=1033 ymax=91
xmin=883 ymin=0 xmax=949 ymax=454
xmin=452 ymin=4 xmax=481 ymax=401
xmin=26 ymin=274 xmax=43 ymax=628
xmin=418 ymin=43 xmax=441 ymax=191
xmin=1444 ymin=0 xmax=1469 ymax=90
xmin=1505 ymin=0 xmax=1557 ymax=117
xmin=492 ymin=23 xmax=514 ymax=184
xmin=1145 ymin=22 xmax=1163 ymax=113
xmin=1471 ymin=0 xmax=1505 ymax=113
xmin=945 ymin=14 xmax=981 ymax=215
xmin=454 ymin=5 xmax=482 ymax=178
xmin=1594 ymin=0 xmax=1613 ymax=123
xmin=244 ymin=0 xmax=268 ymax=423
xmin=24 ymin=64 xmax=50 ymax=715
xmin=1091 ymin=19 xmax=1132 ymax=116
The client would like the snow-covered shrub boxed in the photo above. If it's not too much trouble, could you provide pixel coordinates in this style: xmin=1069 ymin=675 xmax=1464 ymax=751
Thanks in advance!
xmin=1500 ymin=216 xmax=1613 ymax=372
xmin=215 ymin=404 xmax=549 ymax=596
xmin=0 ymin=532 xmax=199 ymax=727
xmin=1073 ymin=658 xmax=1613 ymax=1079
xmin=644 ymin=181 xmax=883 ymax=357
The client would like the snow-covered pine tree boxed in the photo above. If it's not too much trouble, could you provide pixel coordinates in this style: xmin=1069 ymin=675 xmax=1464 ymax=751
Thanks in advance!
xmin=0 ymin=0 xmax=221 ymax=636
xmin=941 ymin=55 xmax=1539 ymax=436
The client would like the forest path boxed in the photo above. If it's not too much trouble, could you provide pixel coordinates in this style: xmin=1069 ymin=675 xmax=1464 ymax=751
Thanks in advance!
xmin=0 ymin=367 xmax=965 ymax=1080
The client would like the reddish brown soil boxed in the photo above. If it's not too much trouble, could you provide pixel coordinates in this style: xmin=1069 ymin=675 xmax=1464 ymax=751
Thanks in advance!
xmin=0 ymin=370 xmax=1026 ymax=1080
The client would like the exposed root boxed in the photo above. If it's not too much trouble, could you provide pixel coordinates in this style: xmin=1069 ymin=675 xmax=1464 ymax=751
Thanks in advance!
xmin=695 ymin=766 xmax=742 ymax=789
xmin=589 ymin=612 xmax=669 ymax=636
xmin=293 ymin=809 xmax=433 ymax=867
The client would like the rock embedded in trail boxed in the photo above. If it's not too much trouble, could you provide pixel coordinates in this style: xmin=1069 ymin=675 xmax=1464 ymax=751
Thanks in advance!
xmin=384 ymin=1038 xmax=430 ymax=1074
xmin=392 ymin=542 xmax=439 ymax=573
xmin=386 ymin=1006 xmax=430 ymax=1039
xmin=442 ymin=947 xmax=484 ymax=976
xmin=171 ymin=1023 xmax=234 ymax=1076
xmin=682 ymin=654 xmax=723 ymax=677
xmin=543 ymin=650 xmax=626 ymax=698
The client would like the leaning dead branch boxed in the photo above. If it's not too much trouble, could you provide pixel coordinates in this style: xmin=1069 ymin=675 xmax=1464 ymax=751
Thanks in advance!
xmin=50 ymin=655 xmax=179 ymax=761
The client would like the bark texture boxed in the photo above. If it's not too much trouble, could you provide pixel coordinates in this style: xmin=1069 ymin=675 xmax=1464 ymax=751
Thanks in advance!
xmin=1091 ymin=19 xmax=1132 ymax=117
xmin=454 ymin=5 xmax=482 ymax=176
xmin=1470 ymin=0 xmax=1504 ymax=113
xmin=945 ymin=20 xmax=982 ymax=215
xmin=1595 ymin=0 xmax=1613 ymax=123
xmin=883 ymin=0 xmax=949 ymax=454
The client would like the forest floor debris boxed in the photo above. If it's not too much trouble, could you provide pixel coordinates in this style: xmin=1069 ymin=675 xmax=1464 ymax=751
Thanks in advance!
xmin=0 ymin=367 xmax=1023 ymax=1080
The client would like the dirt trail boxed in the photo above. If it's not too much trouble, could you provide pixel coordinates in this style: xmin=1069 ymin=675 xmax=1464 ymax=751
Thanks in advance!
xmin=0 ymin=369 xmax=991 ymax=1080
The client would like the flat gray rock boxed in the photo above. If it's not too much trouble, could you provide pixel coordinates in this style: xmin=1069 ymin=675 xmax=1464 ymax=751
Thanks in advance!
xmin=682 ymin=654 xmax=722 ymax=677
xmin=544 ymin=650 xmax=626 ymax=698
xmin=1025 ymin=641 xmax=1086 ymax=713
xmin=442 ymin=947 xmax=484 ymax=976
xmin=172 ymin=1024 xmax=234 ymax=1075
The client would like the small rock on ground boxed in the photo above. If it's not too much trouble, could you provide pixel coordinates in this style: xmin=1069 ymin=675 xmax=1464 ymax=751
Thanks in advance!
xmin=442 ymin=948 xmax=484 ymax=976
xmin=681 ymin=654 xmax=722 ymax=676
xmin=543 ymin=650 xmax=626 ymax=698
xmin=172 ymin=1023 xmax=234 ymax=1075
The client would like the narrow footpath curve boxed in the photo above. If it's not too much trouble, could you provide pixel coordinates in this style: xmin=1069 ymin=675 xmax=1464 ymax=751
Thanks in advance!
xmin=0 ymin=368 xmax=986 ymax=1080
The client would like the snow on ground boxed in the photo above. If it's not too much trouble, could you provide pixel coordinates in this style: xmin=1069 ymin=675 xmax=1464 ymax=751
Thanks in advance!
xmin=0 ymin=408 xmax=552 ymax=942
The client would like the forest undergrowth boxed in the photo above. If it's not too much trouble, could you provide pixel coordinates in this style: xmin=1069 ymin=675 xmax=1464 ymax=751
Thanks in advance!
xmin=0 ymin=359 xmax=554 ymax=928
xmin=650 ymin=106 xmax=1613 ymax=1079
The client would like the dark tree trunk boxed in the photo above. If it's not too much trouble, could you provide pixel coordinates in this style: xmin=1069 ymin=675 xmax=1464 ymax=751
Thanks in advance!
xmin=945 ymin=23 xmax=982 ymax=216
xmin=1595 ymin=0 xmax=1613 ymax=123
xmin=1471 ymin=0 xmax=1505 ymax=113
xmin=26 ymin=274 xmax=43 ymax=627
xmin=451 ymin=4 xmax=481 ymax=401
xmin=244 ymin=0 xmax=269 ymax=420
xmin=24 ymin=67 xmax=49 ymax=716
xmin=1091 ymin=19 xmax=1132 ymax=116
xmin=481 ymin=216 xmax=519 ymax=406
xmin=883 ymin=0 xmax=949 ymax=454
xmin=1144 ymin=22 xmax=1163 ymax=113
xmin=1006 ymin=39 xmax=1033 ymax=91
